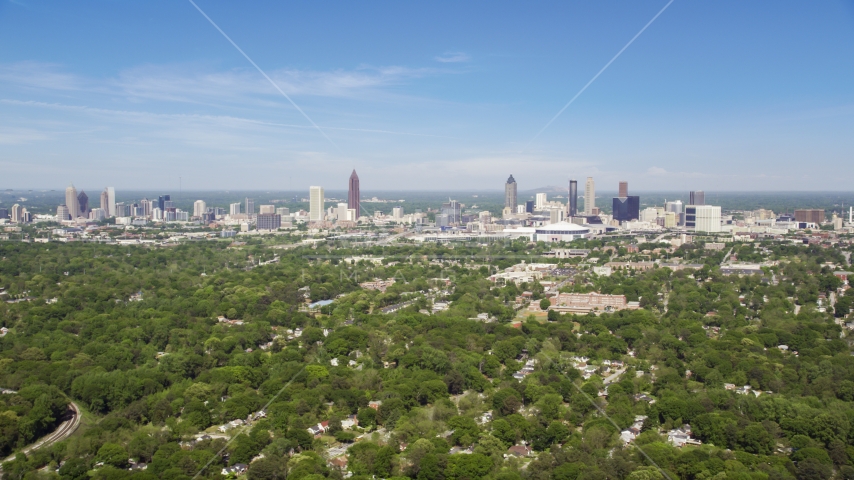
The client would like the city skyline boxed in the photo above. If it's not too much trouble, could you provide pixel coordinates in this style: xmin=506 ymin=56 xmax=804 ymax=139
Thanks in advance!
xmin=1 ymin=2 xmax=853 ymax=190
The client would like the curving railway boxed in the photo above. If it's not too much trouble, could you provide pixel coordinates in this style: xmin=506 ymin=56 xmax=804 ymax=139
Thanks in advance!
xmin=2 ymin=402 xmax=81 ymax=464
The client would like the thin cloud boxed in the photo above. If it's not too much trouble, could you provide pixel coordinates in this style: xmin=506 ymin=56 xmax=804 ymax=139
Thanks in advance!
xmin=434 ymin=52 xmax=471 ymax=63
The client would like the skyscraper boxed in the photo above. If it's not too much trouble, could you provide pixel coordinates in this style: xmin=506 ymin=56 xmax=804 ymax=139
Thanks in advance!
xmin=348 ymin=170 xmax=361 ymax=219
xmin=56 ymin=205 xmax=70 ymax=221
xmin=158 ymin=194 xmax=170 ymax=212
xmin=309 ymin=186 xmax=325 ymax=222
xmin=689 ymin=191 xmax=705 ymax=206
xmin=568 ymin=179 xmax=578 ymax=216
xmin=65 ymin=185 xmax=79 ymax=220
xmin=105 ymin=187 xmax=116 ymax=217
xmin=10 ymin=204 xmax=24 ymax=223
xmin=535 ymin=193 xmax=547 ymax=210
xmin=100 ymin=190 xmax=109 ymax=215
xmin=245 ymin=198 xmax=255 ymax=215
xmin=193 ymin=200 xmax=207 ymax=217
xmin=77 ymin=191 xmax=89 ymax=217
xmin=584 ymin=177 xmax=595 ymax=215
xmin=612 ymin=197 xmax=640 ymax=222
xmin=504 ymin=175 xmax=517 ymax=211
xmin=229 ymin=203 xmax=241 ymax=216
xmin=612 ymin=181 xmax=640 ymax=222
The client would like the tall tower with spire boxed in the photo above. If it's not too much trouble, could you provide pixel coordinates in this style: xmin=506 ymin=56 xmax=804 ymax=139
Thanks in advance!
xmin=505 ymin=175 xmax=517 ymax=211
xmin=348 ymin=170 xmax=360 ymax=219
xmin=65 ymin=184 xmax=79 ymax=220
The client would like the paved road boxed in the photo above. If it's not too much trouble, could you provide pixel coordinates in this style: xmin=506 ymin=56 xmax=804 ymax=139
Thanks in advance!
xmin=2 ymin=402 xmax=81 ymax=463
xmin=603 ymin=367 xmax=627 ymax=385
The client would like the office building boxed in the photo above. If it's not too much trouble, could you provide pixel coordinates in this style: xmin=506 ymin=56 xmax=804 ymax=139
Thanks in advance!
xmin=794 ymin=209 xmax=824 ymax=224
xmin=505 ymin=175 xmax=517 ymax=210
xmin=65 ymin=184 xmax=79 ymax=220
xmin=245 ymin=198 xmax=255 ymax=215
xmin=336 ymin=203 xmax=350 ymax=221
xmin=309 ymin=186 xmax=325 ymax=222
xmin=193 ymin=200 xmax=207 ymax=217
xmin=0 ymin=208 xmax=7 ymax=219
xmin=392 ymin=206 xmax=403 ymax=220
xmin=259 ymin=205 xmax=275 ymax=214
xmin=612 ymin=181 xmax=639 ymax=222
xmin=77 ymin=191 xmax=89 ymax=217
xmin=685 ymin=205 xmax=721 ymax=232
xmin=441 ymin=200 xmax=461 ymax=224
xmin=525 ymin=200 xmax=534 ymax=214
xmin=613 ymin=196 xmax=640 ymax=222
xmin=665 ymin=200 xmax=683 ymax=215
xmin=104 ymin=187 xmax=115 ymax=217
xmin=229 ymin=203 xmax=241 ymax=216
xmin=56 ymin=205 xmax=70 ymax=221
xmin=568 ymin=179 xmax=578 ymax=216
xmin=89 ymin=208 xmax=106 ymax=221
xmin=584 ymin=177 xmax=595 ymax=215
xmin=156 ymin=195 xmax=169 ymax=212
xmin=10 ymin=204 xmax=25 ymax=223
xmin=435 ymin=213 xmax=450 ymax=227
xmin=348 ymin=170 xmax=361 ymax=219
xmin=663 ymin=212 xmax=677 ymax=228
xmin=276 ymin=207 xmax=290 ymax=216
xmin=100 ymin=190 xmax=109 ymax=215
xmin=689 ymin=191 xmax=705 ymax=206
xmin=115 ymin=203 xmax=131 ymax=217
xmin=517 ymin=205 xmax=526 ymax=214
xmin=535 ymin=193 xmax=547 ymax=210
xmin=257 ymin=213 xmax=282 ymax=230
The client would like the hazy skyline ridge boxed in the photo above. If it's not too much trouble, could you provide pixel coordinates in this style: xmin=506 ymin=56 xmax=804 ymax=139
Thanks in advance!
xmin=1 ymin=1 xmax=853 ymax=190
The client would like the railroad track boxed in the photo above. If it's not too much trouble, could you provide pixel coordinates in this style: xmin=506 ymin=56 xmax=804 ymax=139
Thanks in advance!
xmin=2 ymin=402 xmax=81 ymax=464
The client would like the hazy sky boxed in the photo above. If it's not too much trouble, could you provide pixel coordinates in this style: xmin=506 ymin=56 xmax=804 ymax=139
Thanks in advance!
xmin=1 ymin=1 xmax=853 ymax=191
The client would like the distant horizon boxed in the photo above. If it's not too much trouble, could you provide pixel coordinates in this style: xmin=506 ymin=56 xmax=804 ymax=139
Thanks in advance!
xmin=3 ymin=188 xmax=854 ymax=194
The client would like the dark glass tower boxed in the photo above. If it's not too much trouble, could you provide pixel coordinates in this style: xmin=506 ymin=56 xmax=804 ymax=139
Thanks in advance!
xmin=568 ymin=179 xmax=578 ymax=216
xmin=613 ymin=196 xmax=640 ymax=222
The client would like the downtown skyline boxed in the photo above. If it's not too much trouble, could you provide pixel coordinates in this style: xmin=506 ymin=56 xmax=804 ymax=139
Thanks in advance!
xmin=1 ymin=1 xmax=853 ymax=191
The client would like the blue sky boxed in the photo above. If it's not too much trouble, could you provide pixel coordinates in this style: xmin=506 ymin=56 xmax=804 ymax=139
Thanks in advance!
xmin=1 ymin=1 xmax=853 ymax=191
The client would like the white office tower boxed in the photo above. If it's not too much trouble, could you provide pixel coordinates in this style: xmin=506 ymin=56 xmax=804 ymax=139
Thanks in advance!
xmin=517 ymin=205 xmax=526 ymax=214
xmin=549 ymin=209 xmax=564 ymax=224
xmin=89 ymin=208 xmax=106 ymax=221
xmin=229 ymin=203 xmax=241 ymax=216
xmin=535 ymin=193 xmax=548 ymax=210
xmin=689 ymin=205 xmax=722 ymax=232
xmin=56 ymin=205 xmax=70 ymax=221
xmin=105 ymin=187 xmax=115 ymax=217
xmin=152 ymin=208 xmax=163 ymax=221
xmin=193 ymin=200 xmax=207 ymax=217
xmin=336 ymin=203 xmax=349 ymax=221
xmin=640 ymin=207 xmax=658 ymax=223
xmin=309 ymin=186 xmax=324 ymax=222
xmin=259 ymin=205 xmax=275 ymax=214
xmin=245 ymin=198 xmax=255 ymax=215
xmin=276 ymin=207 xmax=290 ymax=216
xmin=584 ymin=177 xmax=595 ymax=215
xmin=140 ymin=198 xmax=153 ymax=217
xmin=65 ymin=185 xmax=79 ymax=219
xmin=392 ymin=206 xmax=403 ymax=220
xmin=665 ymin=200 xmax=683 ymax=214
